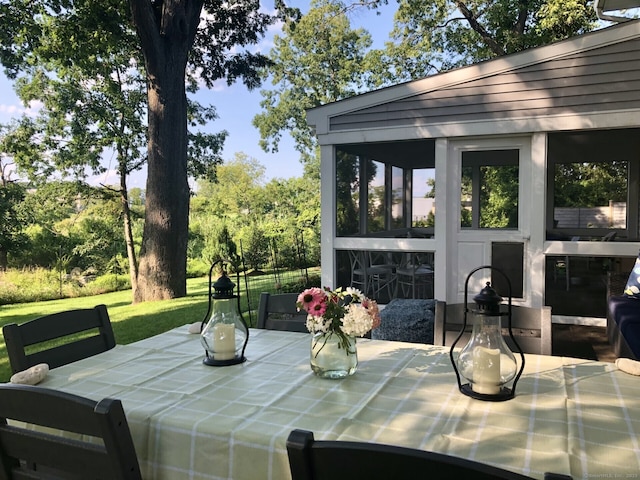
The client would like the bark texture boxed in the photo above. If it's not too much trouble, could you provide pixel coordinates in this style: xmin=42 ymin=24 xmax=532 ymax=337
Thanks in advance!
xmin=129 ymin=0 xmax=203 ymax=302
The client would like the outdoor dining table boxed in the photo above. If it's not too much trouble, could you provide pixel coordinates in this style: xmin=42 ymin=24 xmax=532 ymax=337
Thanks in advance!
xmin=35 ymin=325 xmax=640 ymax=480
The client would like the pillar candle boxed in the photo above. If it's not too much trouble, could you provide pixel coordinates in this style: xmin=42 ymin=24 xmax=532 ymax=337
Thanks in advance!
xmin=472 ymin=346 xmax=501 ymax=395
xmin=213 ymin=323 xmax=236 ymax=360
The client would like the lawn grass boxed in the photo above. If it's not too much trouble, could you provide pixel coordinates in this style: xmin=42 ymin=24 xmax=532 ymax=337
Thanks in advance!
xmin=0 ymin=268 xmax=319 ymax=382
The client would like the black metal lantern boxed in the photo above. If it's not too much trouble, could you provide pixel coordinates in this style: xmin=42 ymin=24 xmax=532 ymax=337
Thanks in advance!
xmin=449 ymin=265 xmax=525 ymax=401
xmin=200 ymin=260 xmax=249 ymax=366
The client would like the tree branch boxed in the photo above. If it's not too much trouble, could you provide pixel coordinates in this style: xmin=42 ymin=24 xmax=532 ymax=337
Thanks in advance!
xmin=454 ymin=1 xmax=506 ymax=56
xmin=515 ymin=0 xmax=529 ymax=35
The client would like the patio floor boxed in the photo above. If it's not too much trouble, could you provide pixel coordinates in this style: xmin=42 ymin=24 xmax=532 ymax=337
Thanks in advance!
xmin=552 ymin=323 xmax=615 ymax=362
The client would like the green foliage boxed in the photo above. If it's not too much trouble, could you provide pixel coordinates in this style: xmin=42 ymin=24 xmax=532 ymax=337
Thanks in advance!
xmin=0 ymin=152 xmax=321 ymax=287
xmin=7 ymin=182 xmax=137 ymax=274
xmin=0 ymin=0 xmax=298 ymax=302
xmin=279 ymin=273 xmax=321 ymax=293
xmin=11 ymin=225 xmax=57 ymax=268
xmin=461 ymin=207 xmax=473 ymax=228
xmin=336 ymin=152 xmax=360 ymax=236
xmin=240 ymin=224 xmax=270 ymax=271
xmin=89 ymin=272 xmax=132 ymax=294
xmin=384 ymin=0 xmax=598 ymax=77
xmin=253 ymin=0 xmax=373 ymax=171
xmin=0 ymin=267 xmax=131 ymax=305
xmin=108 ymin=256 xmax=125 ymax=276
xmin=0 ymin=1 xmax=146 ymax=181
xmin=187 ymin=258 xmax=211 ymax=278
xmin=217 ymin=225 xmax=240 ymax=268
xmin=479 ymin=165 xmax=519 ymax=228
xmin=0 ymin=180 xmax=27 ymax=268
xmin=0 ymin=268 xmax=63 ymax=304
xmin=190 ymin=153 xmax=321 ymax=273
xmin=554 ymin=161 xmax=628 ymax=208
xmin=196 ymin=153 xmax=267 ymax=216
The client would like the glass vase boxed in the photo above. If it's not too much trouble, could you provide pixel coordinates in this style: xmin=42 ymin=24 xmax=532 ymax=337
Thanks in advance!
xmin=310 ymin=330 xmax=358 ymax=379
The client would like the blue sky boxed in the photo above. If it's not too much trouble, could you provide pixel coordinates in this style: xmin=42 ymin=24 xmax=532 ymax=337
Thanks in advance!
xmin=0 ymin=1 xmax=397 ymax=188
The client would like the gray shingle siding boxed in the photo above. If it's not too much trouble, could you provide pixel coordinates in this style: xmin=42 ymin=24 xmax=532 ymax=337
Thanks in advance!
xmin=329 ymin=38 xmax=640 ymax=131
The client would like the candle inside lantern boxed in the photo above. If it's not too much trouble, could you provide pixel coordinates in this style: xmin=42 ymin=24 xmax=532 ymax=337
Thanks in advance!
xmin=213 ymin=323 xmax=236 ymax=360
xmin=472 ymin=346 xmax=501 ymax=395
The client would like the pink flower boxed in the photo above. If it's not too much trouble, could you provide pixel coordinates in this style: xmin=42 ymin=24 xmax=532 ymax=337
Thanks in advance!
xmin=297 ymin=287 xmax=325 ymax=313
xmin=299 ymin=286 xmax=379 ymax=337
xmin=368 ymin=300 xmax=381 ymax=330
xmin=309 ymin=299 xmax=328 ymax=317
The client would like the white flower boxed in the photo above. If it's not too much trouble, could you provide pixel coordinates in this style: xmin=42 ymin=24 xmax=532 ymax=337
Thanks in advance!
xmin=343 ymin=287 xmax=363 ymax=299
xmin=306 ymin=315 xmax=330 ymax=333
xmin=341 ymin=303 xmax=374 ymax=337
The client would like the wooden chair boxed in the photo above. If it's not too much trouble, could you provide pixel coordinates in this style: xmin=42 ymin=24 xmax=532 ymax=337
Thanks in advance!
xmin=0 ymin=383 xmax=142 ymax=479
xmin=434 ymin=301 xmax=552 ymax=355
xmin=286 ymin=429 xmax=571 ymax=480
xmin=256 ymin=292 xmax=309 ymax=332
xmin=3 ymin=304 xmax=116 ymax=374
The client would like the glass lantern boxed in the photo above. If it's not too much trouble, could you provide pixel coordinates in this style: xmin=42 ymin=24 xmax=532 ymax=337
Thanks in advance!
xmin=449 ymin=266 xmax=525 ymax=401
xmin=200 ymin=261 xmax=249 ymax=366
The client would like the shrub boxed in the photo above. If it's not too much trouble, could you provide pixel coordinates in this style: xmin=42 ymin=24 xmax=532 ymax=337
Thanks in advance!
xmin=83 ymin=273 xmax=132 ymax=295
xmin=279 ymin=273 xmax=321 ymax=294
xmin=187 ymin=258 xmax=211 ymax=278
xmin=0 ymin=268 xmax=70 ymax=304
xmin=0 ymin=268 xmax=131 ymax=305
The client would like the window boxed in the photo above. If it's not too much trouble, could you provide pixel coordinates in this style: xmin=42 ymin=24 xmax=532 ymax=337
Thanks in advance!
xmin=461 ymin=150 xmax=519 ymax=229
xmin=335 ymin=140 xmax=435 ymax=237
xmin=367 ymin=161 xmax=385 ymax=234
xmin=412 ymin=168 xmax=435 ymax=228
xmin=336 ymin=151 xmax=359 ymax=236
xmin=554 ymin=161 xmax=627 ymax=229
xmin=391 ymin=166 xmax=404 ymax=229
xmin=547 ymin=129 xmax=640 ymax=241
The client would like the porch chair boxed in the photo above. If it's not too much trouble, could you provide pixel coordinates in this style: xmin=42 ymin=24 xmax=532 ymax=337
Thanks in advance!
xmin=348 ymin=250 xmax=395 ymax=300
xmin=395 ymin=252 xmax=434 ymax=299
xmin=2 ymin=304 xmax=116 ymax=374
xmin=434 ymin=301 xmax=552 ymax=355
xmin=257 ymin=292 xmax=308 ymax=332
xmin=286 ymin=429 xmax=571 ymax=480
xmin=0 ymin=383 xmax=141 ymax=479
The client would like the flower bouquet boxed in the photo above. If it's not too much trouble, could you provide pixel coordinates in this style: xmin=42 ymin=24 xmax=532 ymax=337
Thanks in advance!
xmin=296 ymin=286 xmax=381 ymax=378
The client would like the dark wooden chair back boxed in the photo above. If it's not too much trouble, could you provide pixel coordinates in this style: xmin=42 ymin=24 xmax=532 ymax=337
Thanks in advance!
xmin=3 ymin=304 xmax=116 ymax=374
xmin=0 ymin=384 xmax=141 ymax=479
xmin=286 ymin=429 xmax=570 ymax=480
xmin=434 ymin=301 xmax=552 ymax=355
xmin=256 ymin=293 xmax=308 ymax=332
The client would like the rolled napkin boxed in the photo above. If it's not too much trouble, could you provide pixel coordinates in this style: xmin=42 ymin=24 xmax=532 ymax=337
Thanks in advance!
xmin=188 ymin=322 xmax=202 ymax=334
xmin=615 ymin=357 xmax=640 ymax=376
xmin=10 ymin=363 xmax=49 ymax=385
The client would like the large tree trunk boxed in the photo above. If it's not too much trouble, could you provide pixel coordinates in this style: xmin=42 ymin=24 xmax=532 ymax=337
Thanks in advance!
xmin=130 ymin=0 xmax=203 ymax=302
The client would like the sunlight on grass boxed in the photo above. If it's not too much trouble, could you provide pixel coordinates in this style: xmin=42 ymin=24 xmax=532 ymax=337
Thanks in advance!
xmin=0 ymin=269 xmax=319 ymax=382
xmin=0 ymin=277 xmax=211 ymax=382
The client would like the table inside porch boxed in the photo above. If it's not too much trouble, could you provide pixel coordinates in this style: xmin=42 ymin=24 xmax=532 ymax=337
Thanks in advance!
xmin=37 ymin=326 xmax=640 ymax=480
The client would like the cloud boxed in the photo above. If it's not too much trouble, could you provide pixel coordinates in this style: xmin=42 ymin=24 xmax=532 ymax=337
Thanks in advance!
xmin=86 ymin=168 xmax=120 ymax=187
xmin=0 ymin=104 xmax=23 ymax=116
xmin=0 ymin=100 xmax=43 ymax=120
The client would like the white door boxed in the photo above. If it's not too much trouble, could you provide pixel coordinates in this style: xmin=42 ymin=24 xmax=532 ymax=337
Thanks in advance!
xmin=435 ymin=136 xmax=540 ymax=305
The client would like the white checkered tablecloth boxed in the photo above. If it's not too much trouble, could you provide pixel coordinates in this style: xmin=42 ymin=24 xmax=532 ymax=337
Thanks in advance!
xmin=36 ymin=326 xmax=640 ymax=480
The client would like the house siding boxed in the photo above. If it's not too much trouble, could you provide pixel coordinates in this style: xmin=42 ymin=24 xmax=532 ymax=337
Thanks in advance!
xmin=329 ymin=38 xmax=640 ymax=132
